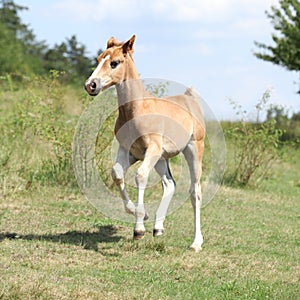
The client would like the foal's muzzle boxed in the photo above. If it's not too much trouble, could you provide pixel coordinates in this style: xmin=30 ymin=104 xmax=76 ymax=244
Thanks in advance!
xmin=85 ymin=78 xmax=102 ymax=96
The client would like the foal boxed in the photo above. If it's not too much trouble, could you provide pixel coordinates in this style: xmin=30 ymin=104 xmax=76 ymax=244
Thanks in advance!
xmin=85 ymin=35 xmax=205 ymax=252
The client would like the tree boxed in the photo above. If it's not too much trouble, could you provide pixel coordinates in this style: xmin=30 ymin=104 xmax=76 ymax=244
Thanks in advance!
xmin=0 ymin=22 xmax=22 ymax=73
xmin=65 ymin=35 xmax=94 ymax=80
xmin=254 ymin=0 xmax=300 ymax=93
xmin=0 ymin=0 xmax=27 ymax=35
xmin=0 ymin=0 xmax=46 ymax=75
xmin=44 ymin=36 xmax=95 ymax=82
xmin=0 ymin=0 xmax=97 ymax=81
xmin=0 ymin=0 xmax=27 ymax=74
xmin=44 ymin=43 xmax=70 ymax=74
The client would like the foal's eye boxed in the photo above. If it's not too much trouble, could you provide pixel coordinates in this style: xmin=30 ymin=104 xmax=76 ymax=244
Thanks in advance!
xmin=110 ymin=60 xmax=120 ymax=69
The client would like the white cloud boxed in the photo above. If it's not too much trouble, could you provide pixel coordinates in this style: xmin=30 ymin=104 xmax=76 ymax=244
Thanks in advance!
xmin=151 ymin=0 xmax=280 ymax=23
xmin=152 ymin=0 xmax=233 ymax=22
xmin=51 ymin=0 xmax=141 ymax=22
xmin=50 ymin=0 xmax=280 ymax=24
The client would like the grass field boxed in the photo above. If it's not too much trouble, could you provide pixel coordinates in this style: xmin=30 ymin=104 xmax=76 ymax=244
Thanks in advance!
xmin=0 ymin=81 xmax=300 ymax=299
xmin=1 ymin=149 xmax=299 ymax=299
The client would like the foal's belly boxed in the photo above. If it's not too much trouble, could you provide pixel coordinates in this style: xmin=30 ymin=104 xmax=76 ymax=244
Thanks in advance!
xmin=119 ymin=133 xmax=190 ymax=161
xmin=115 ymin=111 xmax=193 ymax=160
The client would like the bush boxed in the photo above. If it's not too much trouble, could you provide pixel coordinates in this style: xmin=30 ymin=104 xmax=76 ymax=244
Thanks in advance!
xmin=224 ymin=90 xmax=284 ymax=186
xmin=266 ymin=104 xmax=300 ymax=144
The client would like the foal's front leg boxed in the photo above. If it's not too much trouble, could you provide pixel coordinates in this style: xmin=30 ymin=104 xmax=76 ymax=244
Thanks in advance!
xmin=134 ymin=142 xmax=162 ymax=239
xmin=111 ymin=146 xmax=136 ymax=216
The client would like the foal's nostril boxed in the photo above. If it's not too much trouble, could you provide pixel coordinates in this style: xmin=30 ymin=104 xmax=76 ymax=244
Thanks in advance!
xmin=85 ymin=78 xmax=100 ymax=95
xmin=90 ymin=81 xmax=97 ymax=91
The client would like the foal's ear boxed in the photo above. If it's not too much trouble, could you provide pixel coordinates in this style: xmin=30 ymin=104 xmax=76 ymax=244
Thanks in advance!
xmin=122 ymin=35 xmax=136 ymax=54
xmin=107 ymin=36 xmax=121 ymax=49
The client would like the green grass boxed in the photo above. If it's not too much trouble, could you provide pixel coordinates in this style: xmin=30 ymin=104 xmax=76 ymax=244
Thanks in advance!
xmin=1 ymin=154 xmax=299 ymax=299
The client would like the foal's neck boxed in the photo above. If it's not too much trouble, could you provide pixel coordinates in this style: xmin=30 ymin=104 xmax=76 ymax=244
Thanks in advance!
xmin=115 ymin=57 xmax=148 ymax=106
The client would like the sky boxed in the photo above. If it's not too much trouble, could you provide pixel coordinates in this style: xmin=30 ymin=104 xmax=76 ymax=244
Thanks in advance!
xmin=19 ymin=0 xmax=299 ymax=120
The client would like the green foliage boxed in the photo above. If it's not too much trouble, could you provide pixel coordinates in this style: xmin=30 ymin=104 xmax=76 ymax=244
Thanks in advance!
xmin=267 ymin=104 xmax=300 ymax=142
xmin=0 ymin=1 xmax=96 ymax=82
xmin=22 ymin=72 xmax=76 ymax=185
xmin=224 ymin=91 xmax=284 ymax=186
xmin=0 ymin=0 xmax=28 ymax=35
xmin=0 ymin=0 xmax=46 ymax=75
xmin=0 ymin=21 xmax=24 ymax=74
xmin=254 ymin=0 xmax=300 ymax=92
xmin=44 ymin=35 xmax=95 ymax=83
xmin=0 ymin=71 xmax=86 ymax=194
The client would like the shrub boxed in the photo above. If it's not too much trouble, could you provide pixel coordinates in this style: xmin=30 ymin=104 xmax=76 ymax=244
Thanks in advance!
xmin=224 ymin=90 xmax=284 ymax=186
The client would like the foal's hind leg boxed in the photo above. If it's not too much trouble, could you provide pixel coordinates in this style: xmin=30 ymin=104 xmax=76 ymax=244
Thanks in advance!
xmin=112 ymin=146 xmax=137 ymax=216
xmin=153 ymin=159 xmax=176 ymax=236
xmin=183 ymin=140 xmax=204 ymax=252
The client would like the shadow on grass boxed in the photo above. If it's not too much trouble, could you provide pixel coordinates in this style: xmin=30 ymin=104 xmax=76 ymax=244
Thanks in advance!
xmin=0 ymin=225 xmax=122 ymax=252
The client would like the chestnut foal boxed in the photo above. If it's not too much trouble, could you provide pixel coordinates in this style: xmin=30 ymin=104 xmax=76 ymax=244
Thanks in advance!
xmin=85 ymin=35 xmax=205 ymax=252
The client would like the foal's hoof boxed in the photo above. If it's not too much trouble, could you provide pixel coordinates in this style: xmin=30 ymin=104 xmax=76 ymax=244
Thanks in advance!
xmin=133 ymin=230 xmax=146 ymax=240
xmin=190 ymin=244 xmax=202 ymax=253
xmin=153 ymin=229 xmax=164 ymax=237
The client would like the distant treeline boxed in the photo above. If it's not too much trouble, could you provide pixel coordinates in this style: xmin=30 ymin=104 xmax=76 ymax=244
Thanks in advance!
xmin=0 ymin=0 xmax=99 ymax=83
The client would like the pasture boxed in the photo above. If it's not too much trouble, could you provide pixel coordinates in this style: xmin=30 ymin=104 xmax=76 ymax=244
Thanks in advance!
xmin=0 ymin=78 xmax=299 ymax=299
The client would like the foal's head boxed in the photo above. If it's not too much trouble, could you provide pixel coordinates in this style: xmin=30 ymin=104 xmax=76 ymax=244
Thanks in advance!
xmin=85 ymin=35 xmax=136 ymax=96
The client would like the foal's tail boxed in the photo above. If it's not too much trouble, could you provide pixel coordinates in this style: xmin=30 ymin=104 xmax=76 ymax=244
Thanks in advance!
xmin=184 ymin=87 xmax=206 ymax=133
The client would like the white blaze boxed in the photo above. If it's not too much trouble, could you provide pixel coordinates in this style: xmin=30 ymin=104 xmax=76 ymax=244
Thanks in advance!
xmin=86 ymin=55 xmax=110 ymax=84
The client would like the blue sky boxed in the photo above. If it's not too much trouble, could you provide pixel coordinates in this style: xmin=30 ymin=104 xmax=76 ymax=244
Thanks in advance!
xmin=19 ymin=0 xmax=299 ymax=120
